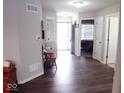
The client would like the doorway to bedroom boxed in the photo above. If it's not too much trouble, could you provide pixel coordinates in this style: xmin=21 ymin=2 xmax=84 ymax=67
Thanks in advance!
xmin=80 ymin=19 xmax=94 ymax=58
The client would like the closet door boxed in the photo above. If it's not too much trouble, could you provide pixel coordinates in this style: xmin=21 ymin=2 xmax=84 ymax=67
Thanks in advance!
xmin=94 ymin=16 xmax=104 ymax=62
xmin=46 ymin=17 xmax=55 ymax=42
xmin=107 ymin=17 xmax=119 ymax=63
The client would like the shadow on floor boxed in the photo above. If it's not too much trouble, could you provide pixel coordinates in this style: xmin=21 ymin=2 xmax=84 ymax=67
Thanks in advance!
xmin=81 ymin=49 xmax=93 ymax=58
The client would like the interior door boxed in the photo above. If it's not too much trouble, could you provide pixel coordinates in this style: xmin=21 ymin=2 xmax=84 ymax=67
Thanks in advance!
xmin=95 ymin=16 xmax=104 ymax=62
xmin=107 ymin=16 xmax=119 ymax=63
xmin=46 ymin=18 xmax=55 ymax=42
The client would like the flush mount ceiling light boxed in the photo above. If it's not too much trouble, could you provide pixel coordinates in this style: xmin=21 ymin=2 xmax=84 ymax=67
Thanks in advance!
xmin=72 ymin=0 xmax=84 ymax=8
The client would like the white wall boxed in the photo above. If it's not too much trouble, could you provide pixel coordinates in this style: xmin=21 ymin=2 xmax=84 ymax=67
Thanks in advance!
xmin=42 ymin=9 xmax=57 ymax=54
xmin=95 ymin=3 xmax=120 ymax=64
xmin=95 ymin=3 xmax=120 ymax=17
xmin=73 ymin=13 xmax=81 ymax=56
xmin=18 ymin=0 xmax=44 ymax=83
xmin=112 ymin=16 xmax=121 ymax=93
xmin=3 ymin=0 xmax=22 ymax=81
xmin=79 ymin=11 xmax=96 ymax=19
xmin=3 ymin=0 xmax=44 ymax=83
xmin=3 ymin=0 xmax=18 ymax=59
xmin=78 ymin=3 xmax=120 ymax=62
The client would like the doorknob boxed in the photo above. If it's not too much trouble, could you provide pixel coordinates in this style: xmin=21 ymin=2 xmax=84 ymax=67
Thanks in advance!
xmin=99 ymin=41 xmax=102 ymax=43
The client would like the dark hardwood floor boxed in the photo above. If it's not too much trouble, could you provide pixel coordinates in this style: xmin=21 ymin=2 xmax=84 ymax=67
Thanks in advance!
xmin=18 ymin=51 xmax=114 ymax=93
xmin=81 ymin=49 xmax=93 ymax=58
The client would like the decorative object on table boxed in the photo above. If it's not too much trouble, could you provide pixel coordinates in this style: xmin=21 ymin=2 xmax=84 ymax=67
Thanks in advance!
xmin=46 ymin=46 xmax=52 ymax=52
xmin=44 ymin=52 xmax=57 ymax=70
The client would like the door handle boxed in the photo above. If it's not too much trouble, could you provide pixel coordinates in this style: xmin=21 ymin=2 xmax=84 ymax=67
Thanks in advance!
xmin=99 ymin=41 xmax=102 ymax=44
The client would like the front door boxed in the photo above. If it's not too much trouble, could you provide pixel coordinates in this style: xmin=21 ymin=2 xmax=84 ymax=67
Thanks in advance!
xmin=57 ymin=22 xmax=71 ymax=51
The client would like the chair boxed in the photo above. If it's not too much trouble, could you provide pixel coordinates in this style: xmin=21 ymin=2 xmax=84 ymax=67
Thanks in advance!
xmin=43 ymin=52 xmax=57 ymax=70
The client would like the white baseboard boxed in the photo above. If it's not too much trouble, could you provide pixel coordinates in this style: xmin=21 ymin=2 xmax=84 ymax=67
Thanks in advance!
xmin=93 ymin=57 xmax=105 ymax=64
xmin=18 ymin=72 xmax=44 ymax=84
xmin=75 ymin=52 xmax=80 ymax=57
xmin=100 ymin=61 xmax=106 ymax=64
xmin=107 ymin=59 xmax=116 ymax=64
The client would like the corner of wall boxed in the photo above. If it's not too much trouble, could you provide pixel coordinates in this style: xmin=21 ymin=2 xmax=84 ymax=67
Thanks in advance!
xmin=18 ymin=71 xmax=44 ymax=84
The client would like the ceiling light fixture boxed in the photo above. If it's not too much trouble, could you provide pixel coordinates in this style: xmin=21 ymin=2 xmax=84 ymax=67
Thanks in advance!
xmin=72 ymin=1 xmax=84 ymax=8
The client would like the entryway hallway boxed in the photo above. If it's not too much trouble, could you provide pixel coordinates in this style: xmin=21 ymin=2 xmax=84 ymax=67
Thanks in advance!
xmin=18 ymin=51 xmax=114 ymax=93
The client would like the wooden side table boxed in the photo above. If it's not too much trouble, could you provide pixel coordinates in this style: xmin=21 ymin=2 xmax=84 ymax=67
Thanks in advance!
xmin=3 ymin=66 xmax=18 ymax=93
xmin=44 ymin=52 xmax=57 ymax=69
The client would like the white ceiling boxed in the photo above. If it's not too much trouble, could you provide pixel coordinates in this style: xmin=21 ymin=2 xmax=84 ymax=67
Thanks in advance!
xmin=41 ymin=0 xmax=120 ymax=13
